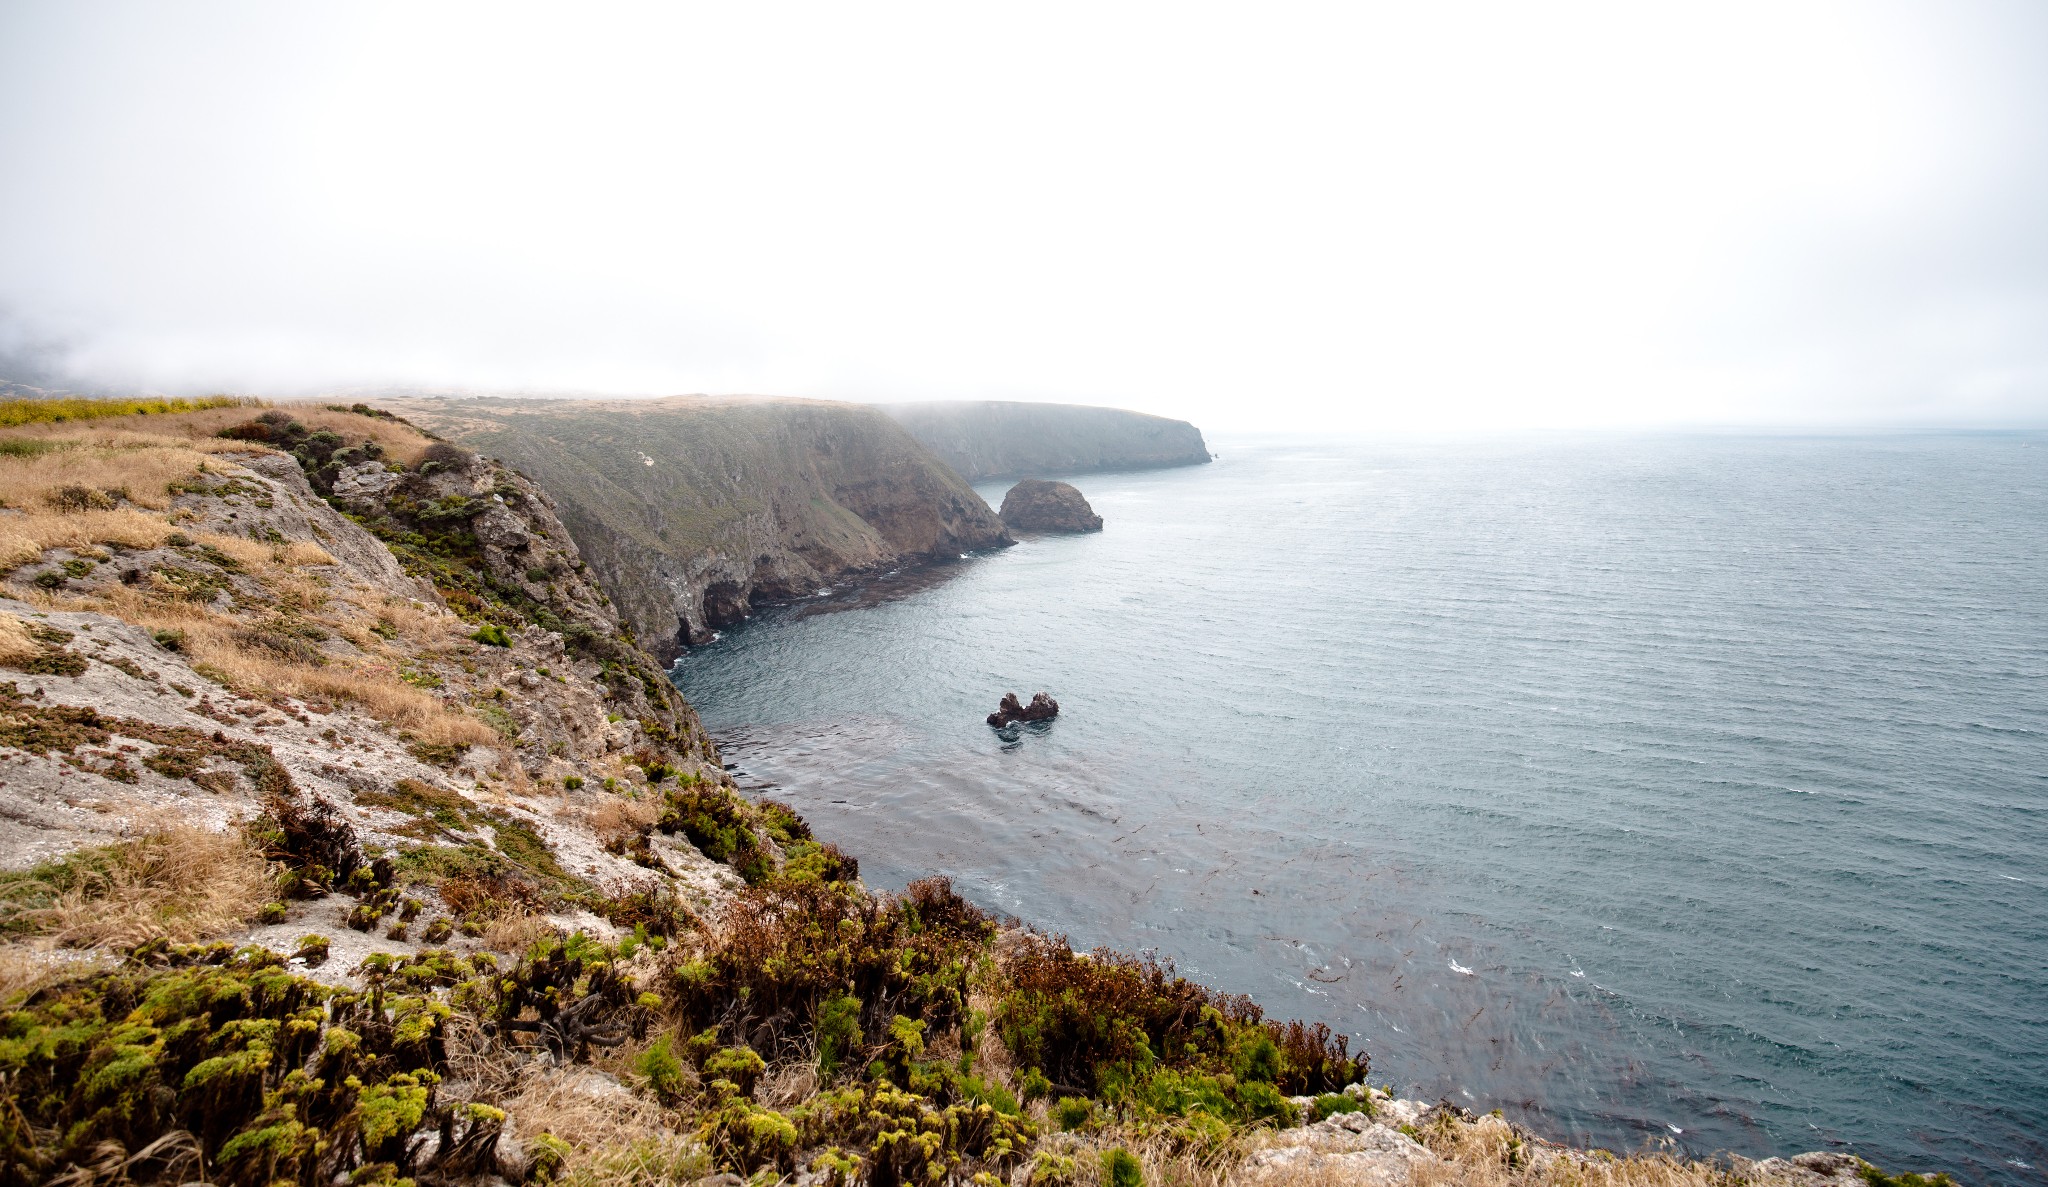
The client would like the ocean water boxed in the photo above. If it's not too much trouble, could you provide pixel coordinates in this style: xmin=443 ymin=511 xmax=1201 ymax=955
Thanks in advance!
xmin=670 ymin=433 xmax=2048 ymax=1183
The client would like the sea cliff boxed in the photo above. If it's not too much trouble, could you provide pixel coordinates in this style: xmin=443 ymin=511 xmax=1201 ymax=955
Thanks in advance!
xmin=0 ymin=396 xmax=1948 ymax=1187
xmin=379 ymin=395 xmax=1012 ymax=658
xmin=879 ymin=400 xmax=1212 ymax=482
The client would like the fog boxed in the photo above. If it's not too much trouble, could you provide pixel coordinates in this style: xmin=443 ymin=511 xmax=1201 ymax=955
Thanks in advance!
xmin=3 ymin=2 xmax=2047 ymax=432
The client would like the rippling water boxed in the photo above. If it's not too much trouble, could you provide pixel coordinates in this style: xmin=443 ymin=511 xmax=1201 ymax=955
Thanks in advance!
xmin=671 ymin=433 xmax=2048 ymax=1183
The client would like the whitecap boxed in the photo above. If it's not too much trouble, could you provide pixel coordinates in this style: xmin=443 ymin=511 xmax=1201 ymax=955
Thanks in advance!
xmin=1448 ymin=959 xmax=1474 ymax=975
xmin=1570 ymin=969 xmax=1585 ymax=978
xmin=1667 ymin=1124 xmax=1684 ymax=1135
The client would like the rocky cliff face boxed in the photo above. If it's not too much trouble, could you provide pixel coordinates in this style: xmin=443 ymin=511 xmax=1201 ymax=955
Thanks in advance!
xmin=382 ymin=396 xmax=1013 ymax=658
xmin=878 ymin=400 xmax=1212 ymax=482
xmin=0 ymin=402 xmax=777 ymax=932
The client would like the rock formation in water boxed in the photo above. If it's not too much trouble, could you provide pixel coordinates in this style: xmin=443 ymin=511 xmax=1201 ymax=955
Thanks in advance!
xmin=998 ymin=478 xmax=1103 ymax=533
xmin=987 ymin=690 xmax=1060 ymax=726
xmin=879 ymin=399 xmax=1211 ymax=482
xmin=381 ymin=395 xmax=1013 ymax=658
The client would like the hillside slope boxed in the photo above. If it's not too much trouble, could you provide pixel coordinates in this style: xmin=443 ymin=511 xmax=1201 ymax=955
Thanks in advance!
xmin=381 ymin=396 xmax=1012 ymax=658
xmin=878 ymin=400 xmax=1212 ymax=481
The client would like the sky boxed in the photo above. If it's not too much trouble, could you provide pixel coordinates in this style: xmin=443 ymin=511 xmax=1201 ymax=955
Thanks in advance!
xmin=2 ymin=2 xmax=2047 ymax=433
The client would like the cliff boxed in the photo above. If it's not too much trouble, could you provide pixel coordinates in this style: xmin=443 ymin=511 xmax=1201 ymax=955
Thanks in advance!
xmin=877 ymin=400 xmax=1212 ymax=482
xmin=0 ymin=397 xmax=1947 ymax=1187
xmin=379 ymin=396 xmax=1012 ymax=659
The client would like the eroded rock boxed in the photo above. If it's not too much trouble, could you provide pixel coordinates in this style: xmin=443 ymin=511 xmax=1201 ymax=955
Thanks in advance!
xmin=986 ymin=691 xmax=1059 ymax=727
xmin=998 ymin=479 xmax=1103 ymax=533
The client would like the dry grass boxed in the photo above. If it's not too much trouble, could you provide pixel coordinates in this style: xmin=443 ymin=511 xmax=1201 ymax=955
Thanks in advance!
xmin=0 ymin=943 xmax=114 ymax=1006
xmin=490 ymin=1060 xmax=710 ymax=1187
xmin=0 ymin=508 xmax=177 ymax=570
xmin=192 ymin=530 xmax=335 ymax=571
xmin=499 ymin=1064 xmax=672 ymax=1145
xmin=34 ymin=585 xmax=495 ymax=746
xmin=378 ymin=594 xmax=462 ymax=646
xmin=588 ymin=797 xmax=658 ymax=849
xmin=0 ymin=402 xmax=437 ymax=466
xmin=0 ymin=824 xmax=271 ymax=951
xmin=1039 ymin=1127 xmax=1236 ymax=1187
xmin=1364 ymin=1112 xmax=1732 ymax=1187
xmin=483 ymin=909 xmax=558 ymax=954
xmin=0 ymin=609 xmax=41 ymax=664
xmin=0 ymin=439 xmax=220 ymax=511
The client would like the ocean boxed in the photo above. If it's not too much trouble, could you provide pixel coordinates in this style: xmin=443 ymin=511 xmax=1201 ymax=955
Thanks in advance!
xmin=670 ymin=432 xmax=2048 ymax=1183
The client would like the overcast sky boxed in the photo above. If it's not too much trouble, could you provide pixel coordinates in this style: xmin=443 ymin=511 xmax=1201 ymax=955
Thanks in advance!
xmin=3 ymin=2 xmax=2046 ymax=432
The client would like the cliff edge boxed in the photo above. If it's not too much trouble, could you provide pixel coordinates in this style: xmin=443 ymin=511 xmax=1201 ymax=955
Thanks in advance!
xmin=878 ymin=399 xmax=1211 ymax=482
xmin=381 ymin=396 xmax=1013 ymax=659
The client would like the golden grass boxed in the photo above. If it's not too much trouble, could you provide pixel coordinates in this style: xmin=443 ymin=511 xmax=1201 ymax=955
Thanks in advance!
xmin=31 ymin=575 xmax=496 ymax=746
xmin=0 ymin=440 xmax=221 ymax=512
xmin=192 ymin=530 xmax=335 ymax=571
xmin=491 ymin=1064 xmax=706 ymax=1187
xmin=482 ymin=909 xmax=557 ymax=954
xmin=0 ymin=401 xmax=437 ymax=466
xmin=0 ymin=610 xmax=41 ymax=664
xmin=0 ymin=509 xmax=178 ymax=570
xmin=0 ymin=944 xmax=114 ymax=1009
xmin=0 ymin=394 xmax=253 ymax=428
xmin=0 ymin=824 xmax=271 ymax=951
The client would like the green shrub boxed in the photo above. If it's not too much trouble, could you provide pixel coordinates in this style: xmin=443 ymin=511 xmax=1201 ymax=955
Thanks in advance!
xmin=1103 ymin=1147 xmax=1143 ymax=1187
xmin=815 ymin=990 xmax=863 ymax=1077
xmin=635 ymin=1036 xmax=688 ymax=1104
xmin=470 ymin=624 xmax=511 ymax=647
xmin=1019 ymin=1067 xmax=1052 ymax=1102
xmin=1314 ymin=1092 xmax=1365 ymax=1120
xmin=1053 ymin=1096 xmax=1093 ymax=1131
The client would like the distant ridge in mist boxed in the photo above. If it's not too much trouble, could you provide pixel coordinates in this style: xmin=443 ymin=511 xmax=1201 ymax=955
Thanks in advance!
xmin=879 ymin=400 xmax=1211 ymax=482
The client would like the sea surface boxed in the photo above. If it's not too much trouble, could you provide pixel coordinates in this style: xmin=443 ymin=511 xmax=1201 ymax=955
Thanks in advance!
xmin=671 ymin=433 xmax=2048 ymax=1183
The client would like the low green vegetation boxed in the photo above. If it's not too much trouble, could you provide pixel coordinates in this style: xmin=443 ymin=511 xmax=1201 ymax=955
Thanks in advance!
xmin=0 ymin=393 xmax=252 ymax=427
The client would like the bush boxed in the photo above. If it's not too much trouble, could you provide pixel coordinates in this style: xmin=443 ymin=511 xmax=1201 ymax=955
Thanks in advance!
xmin=636 ymin=1035 xmax=688 ymax=1104
xmin=815 ymin=990 xmax=863 ymax=1077
xmin=995 ymin=935 xmax=1363 ymax=1100
xmin=1314 ymin=1092 xmax=1365 ymax=1120
xmin=470 ymin=624 xmax=511 ymax=647
xmin=1103 ymin=1147 xmax=1144 ymax=1187
xmin=1053 ymin=1096 xmax=1093 ymax=1131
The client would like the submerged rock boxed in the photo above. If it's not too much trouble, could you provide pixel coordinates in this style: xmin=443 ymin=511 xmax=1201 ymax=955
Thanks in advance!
xmin=987 ymin=691 xmax=1060 ymax=727
xmin=999 ymin=479 xmax=1103 ymax=533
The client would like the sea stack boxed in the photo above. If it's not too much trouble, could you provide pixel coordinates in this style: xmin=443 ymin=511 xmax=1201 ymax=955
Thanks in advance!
xmin=999 ymin=479 xmax=1103 ymax=533
xmin=987 ymin=691 xmax=1060 ymax=727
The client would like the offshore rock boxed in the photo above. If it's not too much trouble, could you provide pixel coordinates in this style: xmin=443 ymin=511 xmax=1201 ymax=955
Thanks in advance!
xmin=987 ymin=691 xmax=1059 ymax=727
xmin=999 ymin=479 xmax=1103 ymax=533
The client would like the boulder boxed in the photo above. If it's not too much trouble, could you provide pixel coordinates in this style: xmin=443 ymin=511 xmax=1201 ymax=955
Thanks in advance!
xmin=987 ymin=691 xmax=1060 ymax=727
xmin=999 ymin=479 xmax=1103 ymax=533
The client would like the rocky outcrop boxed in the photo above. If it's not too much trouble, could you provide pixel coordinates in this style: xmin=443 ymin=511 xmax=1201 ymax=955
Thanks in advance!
xmin=382 ymin=396 xmax=1013 ymax=659
xmin=879 ymin=400 xmax=1211 ymax=482
xmin=987 ymin=691 xmax=1059 ymax=727
xmin=999 ymin=479 xmax=1103 ymax=533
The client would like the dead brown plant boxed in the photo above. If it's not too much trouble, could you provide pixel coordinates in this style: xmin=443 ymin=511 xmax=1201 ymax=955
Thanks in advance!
xmin=483 ymin=909 xmax=558 ymax=955
xmin=0 ymin=824 xmax=271 ymax=951
xmin=0 ymin=610 xmax=42 ymax=664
